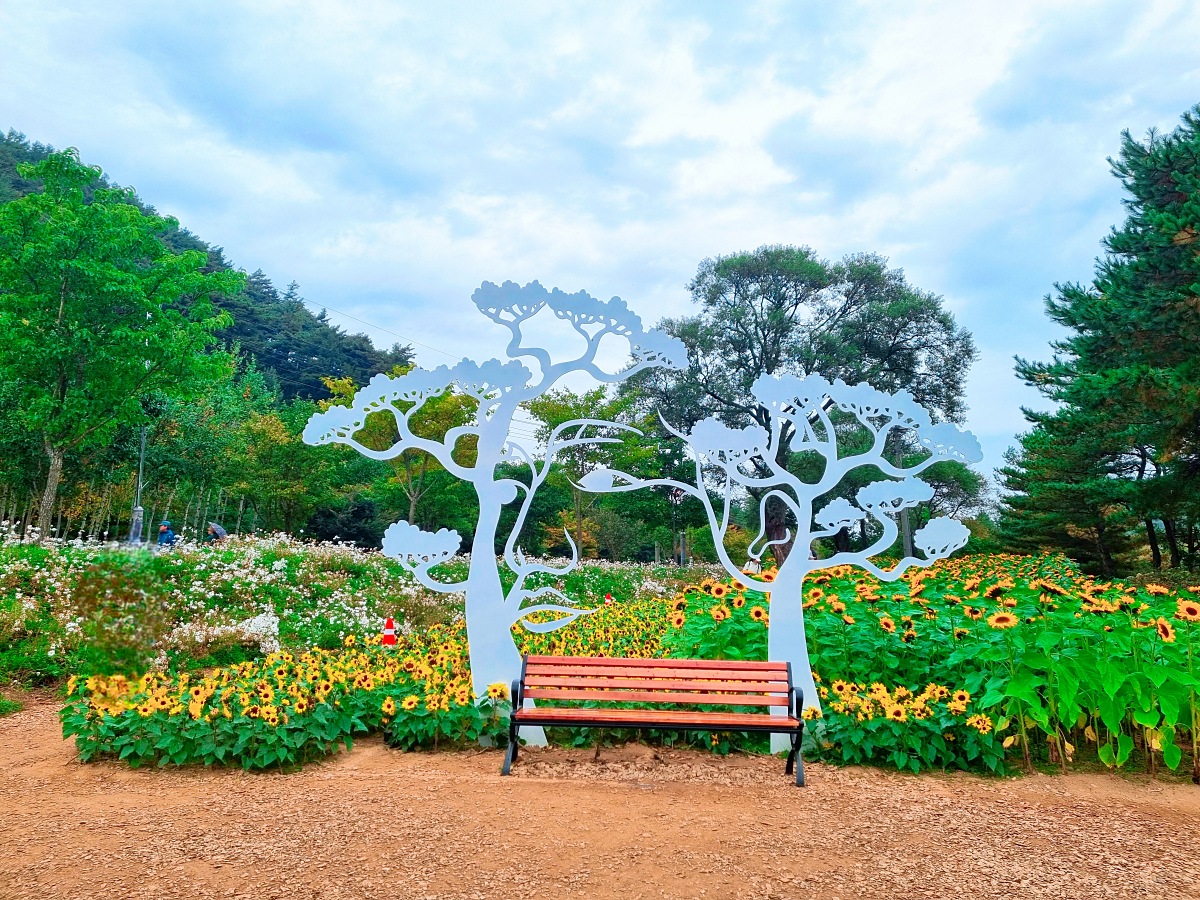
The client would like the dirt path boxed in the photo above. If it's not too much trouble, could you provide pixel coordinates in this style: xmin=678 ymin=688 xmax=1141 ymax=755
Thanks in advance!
xmin=2 ymin=698 xmax=1199 ymax=900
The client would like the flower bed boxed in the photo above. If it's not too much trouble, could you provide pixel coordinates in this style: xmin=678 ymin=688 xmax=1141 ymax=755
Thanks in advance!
xmin=46 ymin=547 xmax=1200 ymax=777
xmin=60 ymin=624 xmax=509 ymax=769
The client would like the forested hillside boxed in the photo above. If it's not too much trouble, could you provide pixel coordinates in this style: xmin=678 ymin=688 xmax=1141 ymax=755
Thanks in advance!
xmin=0 ymin=131 xmax=411 ymax=400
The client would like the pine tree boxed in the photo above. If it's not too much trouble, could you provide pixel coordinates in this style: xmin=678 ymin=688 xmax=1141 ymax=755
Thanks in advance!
xmin=1010 ymin=106 xmax=1200 ymax=570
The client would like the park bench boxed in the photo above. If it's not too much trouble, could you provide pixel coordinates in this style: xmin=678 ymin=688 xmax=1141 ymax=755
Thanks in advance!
xmin=501 ymin=654 xmax=806 ymax=785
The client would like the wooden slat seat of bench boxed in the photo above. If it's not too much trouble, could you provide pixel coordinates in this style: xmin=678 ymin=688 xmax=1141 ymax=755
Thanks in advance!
xmin=501 ymin=654 xmax=806 ymax=785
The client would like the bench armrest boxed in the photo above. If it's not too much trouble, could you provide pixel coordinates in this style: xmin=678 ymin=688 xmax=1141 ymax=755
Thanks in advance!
xmin=792 ymin=686 xmax=804 ymax=720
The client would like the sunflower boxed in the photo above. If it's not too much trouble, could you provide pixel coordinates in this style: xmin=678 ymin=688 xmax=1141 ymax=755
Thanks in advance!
xmin=671 ymin=598 xmax=688 ymax=612
xmin=670 ymin=613 xmax=687 ymax=628
xmin=886 ymin=705 xmax=907 ymax=722
xmin=966 ymin=714 xmax=993 ymax=735
xmin=1175 ymin=599 xmax=1200 ymax=623
xmin=381 ymin=697 xmax=397 ymax=717
xmin=710 ymin=604 xmax=732 ymax=623
xmin=831 ymin=679 xmax=850 ymax=697
xmin=760 ymin=571 xmax=776 ymax=583
xmin=952 ymin=689 xmax=970 ymax=705
xmin=487 ymin=683 xmax=508 ymax=701
xmin=343 ymin=634 xmax=356 ymax=647
xmin=842 ymin=614 xmax=856 ymax=625
xmin=401 ymin=695 xmax=419 ymax=711
xmin=901 ymin=630 xmax=916 ymax=643
xmin=963 ymin=606 xmax=984 ymax=620
xmin=987 ymin=611 xmax=1018 ymax=629
xmin=711 ymin=583 xmax=729 ymax=599
xmin=731 ymin=594 xmax=746 ymax=609
xmin=1155 ymin=617 xmax=1177 ymax=643
xmin=748 ymin=605 xmax=768 ymax=623
xmin=879 ymin=616 xmax=896 ymax=633
xmin=1145 ymin=583 xmax=1170 ymax=596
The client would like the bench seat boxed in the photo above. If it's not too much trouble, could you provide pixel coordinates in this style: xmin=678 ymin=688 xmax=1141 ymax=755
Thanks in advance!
xmin=501 ymin=654 xmax=806 ymax=785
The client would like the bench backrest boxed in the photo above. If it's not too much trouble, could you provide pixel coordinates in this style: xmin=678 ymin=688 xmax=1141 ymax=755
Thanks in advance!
xmin=521 ymin=655 xmax=792 ymax=709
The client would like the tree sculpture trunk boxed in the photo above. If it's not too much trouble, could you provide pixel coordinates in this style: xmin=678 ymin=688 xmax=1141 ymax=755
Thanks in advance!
xmin=36 ymin=443 xmax=64 ymax=543
xmin=765 ymin=560 xmax=817 ymax=753
xmin=465 ymin=484 xmax=545 ymax=744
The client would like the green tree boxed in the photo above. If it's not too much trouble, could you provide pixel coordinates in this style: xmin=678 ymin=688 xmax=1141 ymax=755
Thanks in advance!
xmin=998 ymin=412 xmax=1138 ymax=575
xmin=0 ymin=149 xmax=242 ymax=537
xmin=1013 ymin=105 xmax=1200 ymax=570
xmin=629 ymin=246 xmax=976 ymax=562
xmin=527 ymin=387 xmax=652 ymax=555
xmin=322 ymin=367 xmax=476 ymax=527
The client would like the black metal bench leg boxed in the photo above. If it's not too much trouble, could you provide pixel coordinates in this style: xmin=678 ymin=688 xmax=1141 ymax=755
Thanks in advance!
xmin=784 ymin=730 xmax=805 ymax=786
xmin=501 ymin=720 xmax=520 ymax=775
xmin=791 ymin=727 xmax=805 ymax=787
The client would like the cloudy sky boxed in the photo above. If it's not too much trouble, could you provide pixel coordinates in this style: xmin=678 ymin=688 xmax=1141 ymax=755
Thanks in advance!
xmin=4 ymin=1 xmax=1200 ymax=477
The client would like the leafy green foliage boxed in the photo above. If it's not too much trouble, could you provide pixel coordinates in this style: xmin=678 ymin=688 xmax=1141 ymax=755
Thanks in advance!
xmin=662 ymin=554 xmax=1200 ymax=776
xmin=0 ymin=147 xmax=243 ymax=534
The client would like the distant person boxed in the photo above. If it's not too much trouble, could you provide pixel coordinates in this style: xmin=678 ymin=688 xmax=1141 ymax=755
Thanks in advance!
xmin=742 ymin=557 xmax=762 ymax=575
xmin=206 ymin=522 xmax=228 ymax=543
xmin=157 ymin=520 xmax=177 ymax=548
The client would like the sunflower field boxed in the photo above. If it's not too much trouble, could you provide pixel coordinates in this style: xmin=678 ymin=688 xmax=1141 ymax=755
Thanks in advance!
xmin=52 ymin=547 xmax=1200 ymax=779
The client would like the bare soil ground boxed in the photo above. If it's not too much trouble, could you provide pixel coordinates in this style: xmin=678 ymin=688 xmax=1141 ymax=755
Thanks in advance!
xmin=2 ymin=697 xmax=1199 ymax=900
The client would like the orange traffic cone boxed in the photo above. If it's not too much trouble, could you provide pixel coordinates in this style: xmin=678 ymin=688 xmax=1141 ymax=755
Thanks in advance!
xmin=381 ymin=617 xmax=397 ymax=646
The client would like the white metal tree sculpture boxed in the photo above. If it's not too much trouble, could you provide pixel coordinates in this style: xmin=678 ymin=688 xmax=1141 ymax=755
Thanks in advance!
xmin=580 ymin=372 xmax=981 ymax=748
xmin=302 ymin=280 xmax=687 ymax=706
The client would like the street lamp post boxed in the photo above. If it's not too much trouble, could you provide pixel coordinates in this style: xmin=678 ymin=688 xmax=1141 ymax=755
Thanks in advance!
xmin=128 ymin=425 xmax=147 ymax=545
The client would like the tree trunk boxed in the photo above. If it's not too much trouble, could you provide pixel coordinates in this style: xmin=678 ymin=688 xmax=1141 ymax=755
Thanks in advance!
xmin=833 ymin=527 xmax=851 ymax=553
xmin=22 ymin=495 xmax=35 ymax=541
xmin=1095 ymin=522 xmax=1116 ymax=578
xmin=1164 ymin=518 xmax=1182 ymax=569
xmin=764 ymin=497 xmax=793 ymax=565
xmin=1146 ymin=519 xmax=1162 ymax=569
xmin=765 ymin=560 xmax=817 ymax=753
xmin=900 ymin=507 xmax=914 ymax=558
xmin=574 ymin=489 xmax=584 ymax=558
xmin=36 ymin=445 xmax=65 ymax=543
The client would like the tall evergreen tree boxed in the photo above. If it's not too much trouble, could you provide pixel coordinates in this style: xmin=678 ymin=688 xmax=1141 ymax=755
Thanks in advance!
xmin=1012 ymin=105 xmax=1200 ymax=570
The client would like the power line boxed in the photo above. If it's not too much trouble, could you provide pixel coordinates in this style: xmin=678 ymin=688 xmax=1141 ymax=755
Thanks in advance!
xmin=301 ymin=300 xmax=461 ymax=362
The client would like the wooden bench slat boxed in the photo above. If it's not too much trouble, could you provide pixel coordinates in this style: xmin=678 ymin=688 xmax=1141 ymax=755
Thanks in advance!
xmin=524 ymin=663 xmax=787 ymax=682
xmin=526 ymin=655 xmax=788 ymax=672
xmin=524 ymin=675 xmax=789 ymax=693
xmin=522 ymin=688 xmax=789 ymax=706
xmin=513 ymin=706 xmax=801 ymax=729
